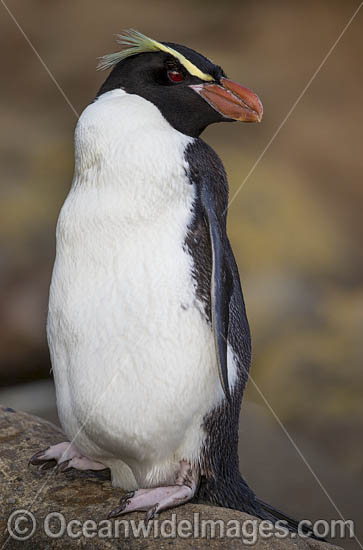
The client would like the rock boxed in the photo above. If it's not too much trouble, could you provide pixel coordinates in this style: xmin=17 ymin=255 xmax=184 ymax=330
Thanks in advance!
xmin=0 ymin=406 xmax=342 ymax=549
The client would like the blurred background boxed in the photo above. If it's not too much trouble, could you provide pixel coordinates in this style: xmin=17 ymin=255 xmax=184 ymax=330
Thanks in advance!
xmin=1 ymin=0 xmax=362 ymax=546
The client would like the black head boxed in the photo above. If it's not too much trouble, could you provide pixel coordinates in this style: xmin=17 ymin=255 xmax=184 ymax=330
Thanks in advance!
xmin=97 ymin=32 xmax=263 ymax=138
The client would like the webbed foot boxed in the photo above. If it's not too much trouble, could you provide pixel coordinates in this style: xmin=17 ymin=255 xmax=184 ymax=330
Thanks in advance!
xmin=29 ymin=441 xmax=107 ymax=473
xmin=108 ymin=460 xmax=199 ymax=520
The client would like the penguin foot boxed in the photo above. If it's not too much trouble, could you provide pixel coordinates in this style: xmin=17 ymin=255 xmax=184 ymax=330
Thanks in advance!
xmin=29 ymin=441 xmax=107 ymax=473
xmin=108 ymin=461 xmax=199 ymax=521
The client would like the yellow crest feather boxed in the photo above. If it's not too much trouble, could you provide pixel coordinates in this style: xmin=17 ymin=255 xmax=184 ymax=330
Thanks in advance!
xmin=98 ymin=29 xmax=214 ymax=82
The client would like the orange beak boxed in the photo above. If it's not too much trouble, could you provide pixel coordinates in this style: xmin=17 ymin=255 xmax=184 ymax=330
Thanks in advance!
xmin=190 ymin=77 xmax=263 ymax=123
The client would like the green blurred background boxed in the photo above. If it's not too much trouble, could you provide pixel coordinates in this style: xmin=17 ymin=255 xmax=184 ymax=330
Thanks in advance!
xmin=1 ymin=0 xmax=362 ymax=546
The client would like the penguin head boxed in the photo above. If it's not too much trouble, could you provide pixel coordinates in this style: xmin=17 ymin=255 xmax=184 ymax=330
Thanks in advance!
xmin=97 ymin=30 xmax=263 ymax=138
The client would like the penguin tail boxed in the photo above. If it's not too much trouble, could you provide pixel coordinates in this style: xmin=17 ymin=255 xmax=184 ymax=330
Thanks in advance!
xmin=254 ymin=498 xmax=326 ymax=541
xmin=197 ymin=474 xmax=326 ymax=542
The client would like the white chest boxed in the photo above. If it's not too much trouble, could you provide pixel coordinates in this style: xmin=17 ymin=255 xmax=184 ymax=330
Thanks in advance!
xmin=47 ymin=91 xmax=227 ymax=479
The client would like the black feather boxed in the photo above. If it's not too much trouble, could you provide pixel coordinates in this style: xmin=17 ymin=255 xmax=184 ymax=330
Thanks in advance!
xmin=184 ymin=138 xmax=324 ymax=542
xmin=200 ymin=183 xmax=233 ymax=400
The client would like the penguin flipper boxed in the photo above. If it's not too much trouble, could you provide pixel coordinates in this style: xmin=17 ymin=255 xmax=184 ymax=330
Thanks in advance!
xmin=200 ymin=183 xmax=233 ymax=401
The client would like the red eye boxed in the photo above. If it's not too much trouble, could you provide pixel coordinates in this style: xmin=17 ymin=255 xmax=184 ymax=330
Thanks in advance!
xmin=167 ymin=70 xmax=183 ymax=83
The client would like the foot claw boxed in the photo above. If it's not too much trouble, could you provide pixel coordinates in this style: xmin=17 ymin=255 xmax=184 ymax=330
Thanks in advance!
xmin=28 ymin=448 xmax=50 ymax=466
xmin=40 ymin=460 xmax=56 ymax=471
xmin=119 ymin=491 xmax=135 ymax=505
xmin=145 ymin=504 xmax=159 ymax=522
xmin=107 ymin=503 xmax=126 ymax=519
xmin=56 ymin=460 xmax=71 ymax=474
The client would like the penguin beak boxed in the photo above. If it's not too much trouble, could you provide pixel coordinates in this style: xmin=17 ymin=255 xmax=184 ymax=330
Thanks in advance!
xmin=190 ymin=77 xmax=263 ymax=123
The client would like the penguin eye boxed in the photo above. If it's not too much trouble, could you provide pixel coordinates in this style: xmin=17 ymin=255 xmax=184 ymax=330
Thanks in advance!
xmin=167 ymin=70 xmax=184 ymax=83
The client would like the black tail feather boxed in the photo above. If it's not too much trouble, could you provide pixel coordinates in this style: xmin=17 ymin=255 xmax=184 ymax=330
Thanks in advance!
xmin=197 ymin=474 xmax=326 ymax=542
xmin=255 ymin=498 xmax=326 ymax=542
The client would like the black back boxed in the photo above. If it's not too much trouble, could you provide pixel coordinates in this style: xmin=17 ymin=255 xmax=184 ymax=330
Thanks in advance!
xmin=184 ymin=139 xmax=254 ymax=508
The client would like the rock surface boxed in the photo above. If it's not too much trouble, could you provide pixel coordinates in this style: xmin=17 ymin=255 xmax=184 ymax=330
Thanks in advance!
xmin=0 ymin=407 xmax=343 ymax=549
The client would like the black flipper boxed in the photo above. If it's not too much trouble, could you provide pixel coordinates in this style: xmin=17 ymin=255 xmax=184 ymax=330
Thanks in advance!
xmin=185 ymin=139 xmax=325 ymax=542
xmin=200 ymin=184 xmax=233 ymax=401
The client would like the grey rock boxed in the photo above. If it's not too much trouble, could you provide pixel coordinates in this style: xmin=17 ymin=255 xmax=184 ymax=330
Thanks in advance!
xmin=0 ymin=406 xmax=343 ymax=549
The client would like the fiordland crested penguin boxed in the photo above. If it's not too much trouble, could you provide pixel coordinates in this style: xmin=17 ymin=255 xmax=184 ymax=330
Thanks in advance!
xmin=30 ymin=30 xmax=308 ymax=532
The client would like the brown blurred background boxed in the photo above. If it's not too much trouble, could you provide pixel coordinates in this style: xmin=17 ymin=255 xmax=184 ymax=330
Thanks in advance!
xmin=1 ymin=0 xmax=362 ymax=546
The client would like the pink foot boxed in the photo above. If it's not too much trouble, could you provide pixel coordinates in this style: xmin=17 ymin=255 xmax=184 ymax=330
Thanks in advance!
xmin=29 ymin=441 xmax=107 ymax=473
xmin=108 ymin=461 xmax=199 ymax=521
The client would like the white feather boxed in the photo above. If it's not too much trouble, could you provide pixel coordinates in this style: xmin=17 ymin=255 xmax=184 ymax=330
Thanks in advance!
xmin=48 ymin=89 xmax=237 ymax=489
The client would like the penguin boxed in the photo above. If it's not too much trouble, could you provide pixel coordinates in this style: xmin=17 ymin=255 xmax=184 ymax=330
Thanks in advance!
xmin=29 ymin=29 xmax=304 ymax=531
